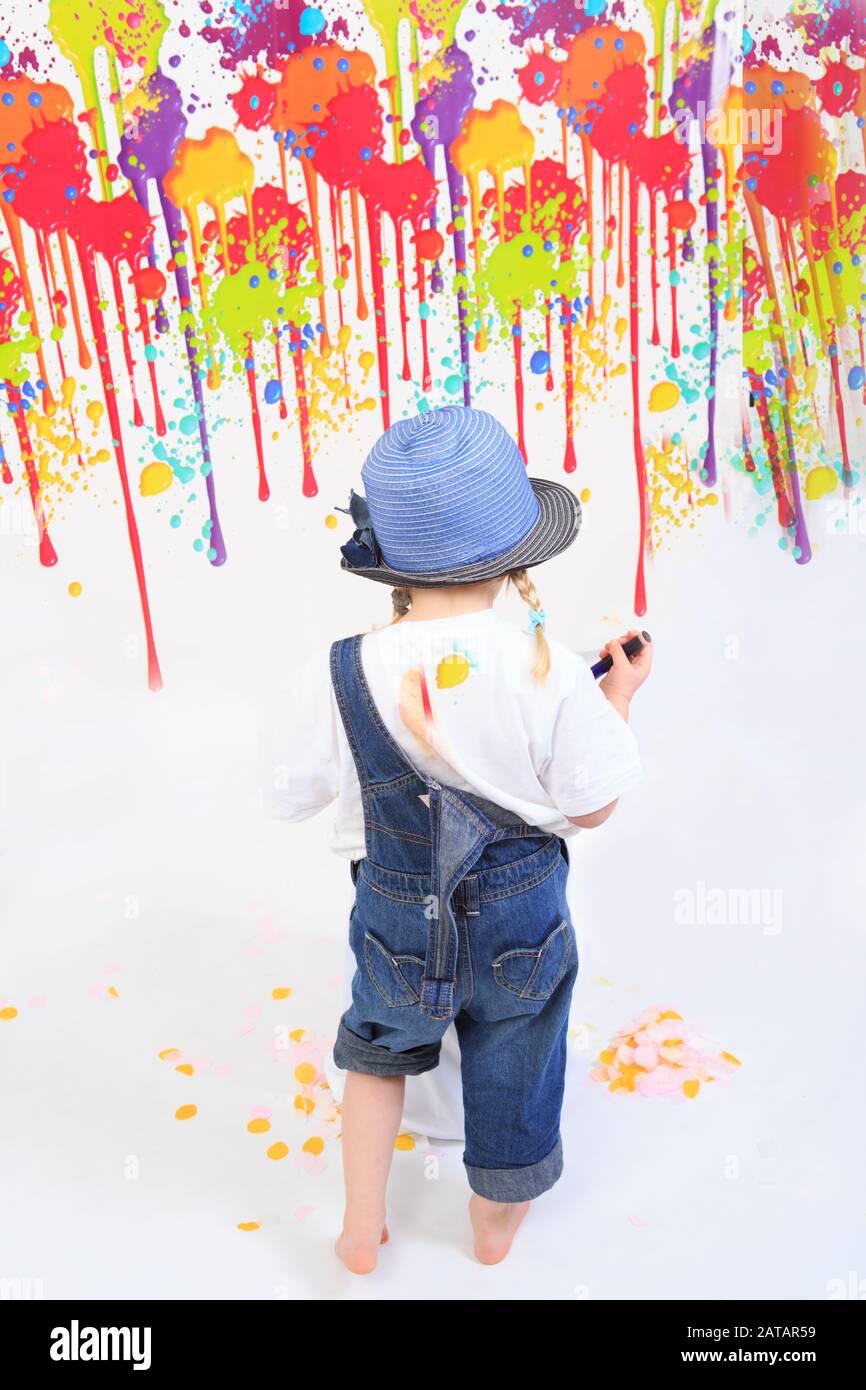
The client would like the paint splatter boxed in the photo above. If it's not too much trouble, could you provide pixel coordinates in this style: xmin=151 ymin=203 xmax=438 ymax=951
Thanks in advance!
xmin=0 ymin=7 xmax=861 ymax=681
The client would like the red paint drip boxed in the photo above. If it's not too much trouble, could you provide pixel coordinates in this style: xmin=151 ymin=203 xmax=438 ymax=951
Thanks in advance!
xmin=244 ymin=338 xmax=270 ymax=502
xmin=4 ymin=379 xmax=58 ymax=567
xmin=290 ymin=327 xmax=317 ymax=498
xmin=628 ymin=175 xmax=648 ymax=618
xmin=513 ymin=305 xmax=527 ymax=465
xmin=76 ymin=245 xmax=162 ymax=690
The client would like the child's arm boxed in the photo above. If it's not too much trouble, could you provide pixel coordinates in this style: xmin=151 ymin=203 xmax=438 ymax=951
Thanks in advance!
xmin=565 ymin=631 xmax=653 ymax=828
xmin=258 ymin=646 xmax=341 ymax=822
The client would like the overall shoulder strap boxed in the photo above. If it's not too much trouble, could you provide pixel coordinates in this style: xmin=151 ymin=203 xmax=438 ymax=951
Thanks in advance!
xmin=329 ymin=634 xmax=418 ymax=790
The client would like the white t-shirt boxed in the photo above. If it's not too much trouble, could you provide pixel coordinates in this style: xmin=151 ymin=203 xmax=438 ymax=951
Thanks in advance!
xmin=261 ymin=607 xmax=642 ymax=859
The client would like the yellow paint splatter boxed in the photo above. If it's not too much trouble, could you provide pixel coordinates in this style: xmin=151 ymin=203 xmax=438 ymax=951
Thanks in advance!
xmin=266 ymin=1141 xmax=289 ymax=1160
xmin=68 ymin=582 xmax=82 ymax=597
xmin=175 ymin=1104 xmax=197 ymax=1120
xmin=85 ymin=400 xmax=104 ymax=428
xmin=580 ymin=488 xmax=591 ymax=503
xmin=436 ymin=652 xmax=470 ymax=689
xmin=804 ymin=465 xmax=838 ymax=501
xmin=247 ymin=1118 xmax=271 ymax=1134
xmin=175 ymin=1063 xmax=194 ymax=1076
xmin=683 ymin=1079 xmax=700 ymax=1099
xmin=236 ymin=1222 xmax=261 ymax=1232
xmin=139 ymin=462 xmax=173 ymax=497
xmin=295 ymin=1094 xmax=315 ymax=1116
xmin=294 ymin=1062 xmax=316 ymax=1084
xmin=648 ymin=381 xmax=681 ymax=412
xmin=272 ymin=987 xmax=292 ymax=1000
xmin=159 ymin=1048 xmax=181 ymax=1061
xmin=302 ymin=1136 xmax=324 ymax=1155
xmin=0 ymin=1006 xmax=18 ymax=1021
xmin=324 ymin=514 xmax=337 ymax=529
xmin=394 ymin=1133 xmax=416 ymax=1151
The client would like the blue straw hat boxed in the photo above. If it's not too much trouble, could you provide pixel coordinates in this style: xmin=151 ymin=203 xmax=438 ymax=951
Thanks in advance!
xmin=337 ymin=406 xmax=582 ymax=587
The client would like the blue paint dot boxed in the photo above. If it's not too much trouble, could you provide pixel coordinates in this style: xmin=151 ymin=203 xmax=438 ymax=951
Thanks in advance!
xmin=530 ymin=350 xmax=550 ymax=375
xmin=771 ymin=80 xmax=784 ymax=95
xmin=337 ymin=58 xmax=349 ymax=72
xmin=419 ymin=303 xmax=430 ymax=320
xmin=743 ymin=27 xmax=754 ymax=56
xmin=614 ymin=36 xmax=624 ymax=50
xmin=28 ymin=92 xmax=42 ymax=108
xmin=264 ymin=379 xmax=282 ymax=404
xmin=250 ymin=95 xmax=259 ymax=111
xmin=145 ymin=344 xmax=157 ymax=362
xmin=170 ymin=515 xmax=181 ymax=528
xmin=1 ymin=93 xmax=14 ymax=107
xmin=64 ymin=186 xmax=78 ymax=200
xmin=534 ymin=71 xmax=544 ymax=86
xmin=249 ymin=274 xmax=260 ymax=288
xmin=745 ymin=81 xmax=757 ymax=95
xmin=360 ymin=146 xmax=372 ymax=161
xmin=848 ymin=365 xmax=865 ymax=390
xmin=299 ymin=6 xmax=326 ymax=36
xmin=0 ymin=42 xmax=10 ymax=66
xmin=522 ymin=244 xmax=533 ymax=257
xmin=312 ymin=57 xmax=324 ymax=70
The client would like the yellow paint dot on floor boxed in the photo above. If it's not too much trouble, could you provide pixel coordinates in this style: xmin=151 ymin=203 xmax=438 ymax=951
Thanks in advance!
xmin=580 ymin=489 xmax=591 ymax=503
xmin=302 ymin=1136 xmax=324 ymax=1156
xmin=721 ymin=1051 xmax=742 ymax=1066
xmin=394 ymin=1134 xmax=415 ymax=1152
xmin=682 ymin=1079 xmax=700 ymax=1099
xmin=294 ymin=1095 xmax=315 ymax=1116
xmin=324 ymin=514 xmax=337 ymax=529
xmin=272 ymin=987 xmax=292 ymax=1000
xmin=159 ymin=1048 xmax=181 ymax=1061
xmin=294 ymin=1062 xmax=316 ymax=1085
xmin=289 ymin=1028 xmax=305 ymax=1041
xmin=0 ymin=1006 xmax=18 ymax=1020
xmin=648 ymin=381 xmax=681 ymax=412
xmin=236 ymin=1222 xmax=261 ymax=1232
xmin=68 ymin=581 xmax=82 ymax=597
xmin=266 ymin=1141 xmax=289 ymax=1160
xmin=247 ymin=1118 xmax=271 ymax=1134
xmin=175 ymin=1104 xmax=197 ymax=1120
xmin=175 ymin=1063 xmax=194 ymax=1076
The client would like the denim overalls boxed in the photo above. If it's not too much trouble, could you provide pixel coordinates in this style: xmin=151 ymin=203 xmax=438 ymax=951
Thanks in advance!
xmin=330 ymin=633 xmax=579 ymax=1203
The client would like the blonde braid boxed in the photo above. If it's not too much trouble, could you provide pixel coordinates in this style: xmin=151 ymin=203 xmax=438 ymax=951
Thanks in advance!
xmin=508 ymin=568 xmax=550 ymax=682
xmin=390 ymin=587 xmax=411 ymax=622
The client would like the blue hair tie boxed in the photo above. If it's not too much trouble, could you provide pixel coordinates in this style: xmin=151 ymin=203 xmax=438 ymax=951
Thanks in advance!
xmin=527 ymin=608 xmax=546 ymax=631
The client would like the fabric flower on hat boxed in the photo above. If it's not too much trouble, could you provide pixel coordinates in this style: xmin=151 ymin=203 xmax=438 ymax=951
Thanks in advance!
xmin=590 ymin=1007 xmax=741 ymax=1100
xmin=335 ymin=490 xmax=382 ymax=569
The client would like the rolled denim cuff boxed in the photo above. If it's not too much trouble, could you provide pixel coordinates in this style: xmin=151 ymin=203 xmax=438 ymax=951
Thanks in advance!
xmin=464 ymin=1134 xmax=563 ymax=1202
xmin=332 ymin=1018 xmax=441 ymax=1078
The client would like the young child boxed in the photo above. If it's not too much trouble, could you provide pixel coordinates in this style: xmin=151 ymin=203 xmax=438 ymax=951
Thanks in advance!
xmin=264 ymin=405 xmax=651 ymax=1273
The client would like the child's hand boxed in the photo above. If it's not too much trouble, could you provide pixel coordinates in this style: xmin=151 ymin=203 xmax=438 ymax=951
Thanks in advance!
xmin=599 ymin=630 xmax=653 ymax=703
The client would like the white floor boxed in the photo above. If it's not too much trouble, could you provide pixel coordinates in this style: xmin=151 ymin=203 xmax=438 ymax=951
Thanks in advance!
xmin=2 ymin=522 xmax=865 ymax=1300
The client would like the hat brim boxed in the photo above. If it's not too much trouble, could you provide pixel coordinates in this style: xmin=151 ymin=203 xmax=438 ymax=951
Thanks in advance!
xmin=339 ymin=477 xmax=582 ymax=588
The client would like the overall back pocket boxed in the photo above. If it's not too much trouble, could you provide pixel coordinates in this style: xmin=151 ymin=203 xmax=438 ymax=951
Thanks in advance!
xmin=491 ymin=920 xmax=574 ymax=1002
xmin=364 ymin=931 xmax=425 ymax=1008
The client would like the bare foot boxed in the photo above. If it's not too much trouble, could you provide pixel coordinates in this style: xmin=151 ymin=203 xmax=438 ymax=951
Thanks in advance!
xmin=469 ymin=1195 xmax=530 ymax=1264
xmin=334 ymin=1222 xmax=389 ymax=1275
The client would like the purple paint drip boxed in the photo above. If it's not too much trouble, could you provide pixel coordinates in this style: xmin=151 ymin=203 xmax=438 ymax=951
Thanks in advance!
xmin=411 ymin=46 xmax=475 ymax=405
xmin=119 ymin=71 xmax=226 ymax=566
